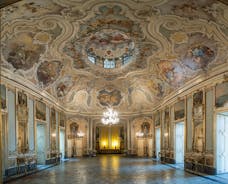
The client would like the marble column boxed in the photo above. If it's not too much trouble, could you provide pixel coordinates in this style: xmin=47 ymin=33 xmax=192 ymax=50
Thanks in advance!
xmin=8 ymin=89 xmax=16 ymax=154
xmin=93 ymin=122 xmax=96 ymax=150
xmin=90 ymin=120 xmax=93 ymax=150
xmin=127 ymin=120 xmax=130 ymax=150
xmin=56 ymin=111 xmax=59 ymax=151
xmin=28 ymin=98 xmax=35 ymax=152
xmin=124 ymin=121 xmax=127 ymax=150
xmin=130 ymin=121 xmax=134 ymax=151
xmin=87 ymin=120 xmax=89 ymax=151
xmin=186 ymin=96 xmax=193 ymax=152
xmin=46 ymin=106 xmax=50 ymax=154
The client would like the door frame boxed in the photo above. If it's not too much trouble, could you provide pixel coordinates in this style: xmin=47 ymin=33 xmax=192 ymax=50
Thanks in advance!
xmin=215 ymin=110 xmax=228 ymax=174
xmin=174 ymin=121 xmax=185 ymax=164
xmin=59 ymin=127 xmax=65 ymax=159
xmin=155 ymin=127 xmax=161 ymax=159
xmin=36 ymin=122 xmax=47 ymax=164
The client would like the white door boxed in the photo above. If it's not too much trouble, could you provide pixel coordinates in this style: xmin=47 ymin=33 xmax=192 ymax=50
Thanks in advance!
xmin=60 ymin=129 xmax=65 ymax=159
xmin=36 ymin=123 xmax=46 ymax=165
xmin=155 ymin=128 xmax=160 ymax=160
xmin=175 ymin=122 xmax=184 ymax=163
xmin=216 ymin=113 xmax=228 ymax=173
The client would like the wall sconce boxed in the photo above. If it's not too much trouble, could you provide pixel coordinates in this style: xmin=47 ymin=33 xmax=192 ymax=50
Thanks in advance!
xmin=112 ymin=141 xmax=118 ymax=149
xmin=77 ymin=131 xmax=85 ymax=138
xmin=136 ymin=132 xmax=144 ymax=138
xmin=164 ymin=132 xmax=168 ymax=137
xmin=103 ymin=141 xmax=106 ymax=149
xmin=52 ymin=133 xmax=56 ymax=137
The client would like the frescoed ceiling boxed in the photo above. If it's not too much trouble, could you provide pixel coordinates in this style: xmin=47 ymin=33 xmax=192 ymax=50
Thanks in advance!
xmin=1 ymin=0 xmax=228 ymax=114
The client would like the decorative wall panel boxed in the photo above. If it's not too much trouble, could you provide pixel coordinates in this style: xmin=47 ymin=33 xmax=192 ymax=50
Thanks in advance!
xmin=8 ymin=89 xmax=16 ymax=153
xmin=1 ymin=84 xmax=7 ymax=110
xmin=215 ymin=82 xmax=228 ymax=108
xmin=28 ymin=98 xmax=35 ymax=151
xmin=35 ymin=101 xmax=46 ymax=121
xmin=206 ymin=89 xmax=214 ymax=153
xmin=186 ymin=96 xmax=193 ymax=152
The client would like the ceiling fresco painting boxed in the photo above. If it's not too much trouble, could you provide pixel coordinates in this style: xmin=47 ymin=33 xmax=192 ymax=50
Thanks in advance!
xmin=63 ymin=4 xmax=158 ymax=75
xmin=55 ymin=75 xmax=74 ymax=98
xmin=2 ymin=32 xmax=46 ymax=71
xmin=1 ymin=0 xmax=227 ymax=114
xmin=37 ymin=60 xmax=63 ymax=87
xmin=97 ymin=89 xmax=122 ymax=107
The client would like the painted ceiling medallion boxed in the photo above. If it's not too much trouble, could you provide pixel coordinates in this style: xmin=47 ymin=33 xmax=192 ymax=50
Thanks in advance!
xmin=86 ymin=29 xmax=135 ymax=69
xmin=97 ymin=89 xmax=122 ymax=106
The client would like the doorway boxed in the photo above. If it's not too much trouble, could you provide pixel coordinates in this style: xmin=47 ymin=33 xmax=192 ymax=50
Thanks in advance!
xmin=36 ymin=123 xmax=46 ymax=165
xmin=216 ymin=112 xmax=228 ymax=173
xmin=60 ymin=129 xmax=65 ymax=160
xmin=175 ymin=122 xmax=184 ymax=164
xmin=155 ymin=128 xmax=160 ymax=160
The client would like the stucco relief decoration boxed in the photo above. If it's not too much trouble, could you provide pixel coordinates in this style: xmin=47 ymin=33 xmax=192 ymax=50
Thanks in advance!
xmin=69 ymin=122 xmax=79 ymax=139
xmin=17 ymin=91 xmax=29 ymax=153
xmin=193 ymin=90 xmax=204 ymax=153
xmin=133 ymin=117 xmax=152 ymax=137
xmin=35 ymin=100 xmax=46 ymax=121
xmin=17 ymin=91 xmax=28 ymax=121
xmin=174 ymin=100 xmax=185 ymax=120
xmin=215 ymin=82 xmax=228 ymax=108
xmin=0 ymin=84 xmax=7 ymax=110
xmin=37 ymin=60 xmax=63 ymax=87
xmin=97 ymin=89 xmax=122 ymax=106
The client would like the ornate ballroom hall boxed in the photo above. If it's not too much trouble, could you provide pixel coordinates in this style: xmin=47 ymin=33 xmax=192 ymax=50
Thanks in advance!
xmin=0 ymin=0 xmax=228 ymax=183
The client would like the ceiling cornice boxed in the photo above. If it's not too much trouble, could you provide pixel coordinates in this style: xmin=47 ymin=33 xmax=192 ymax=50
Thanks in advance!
xmin=0 ymin=0 xmax=22 ymax=9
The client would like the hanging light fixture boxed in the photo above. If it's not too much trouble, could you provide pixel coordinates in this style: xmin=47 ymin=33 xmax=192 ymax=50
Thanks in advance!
xmin=101 ymin=107 xmax=119 ymax=125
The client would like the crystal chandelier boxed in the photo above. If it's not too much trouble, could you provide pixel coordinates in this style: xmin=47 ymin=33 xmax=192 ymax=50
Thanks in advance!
xmin=101 ymin=107 xmax=119 ymax=125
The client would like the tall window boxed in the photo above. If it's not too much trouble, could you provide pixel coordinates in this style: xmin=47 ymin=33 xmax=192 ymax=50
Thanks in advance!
xmin=88 ymin=55 xmax=96 ymax=64
xmin=122 ymin=55 xmax=131 ymax=65
xmin=103 ymin=59 xmax=115 ymax=69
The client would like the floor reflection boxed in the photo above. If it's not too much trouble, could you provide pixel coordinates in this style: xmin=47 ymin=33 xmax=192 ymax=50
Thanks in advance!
xmin=7 ymin=155 xmax=224 ymax=184
xmin=111 ymin=155 xmax=119 ymax=175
